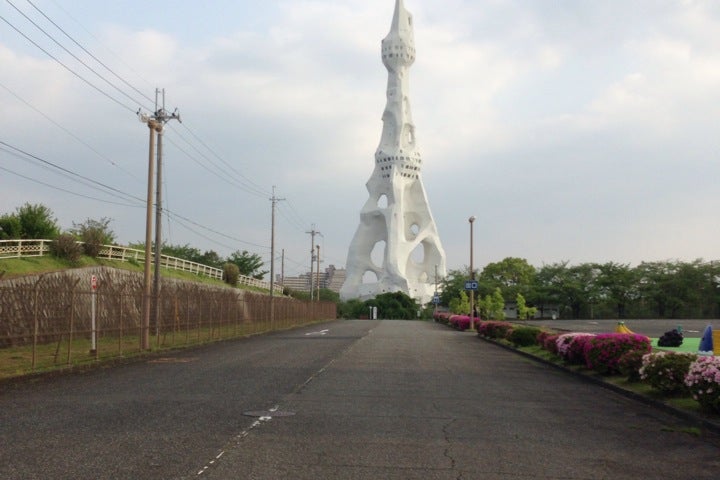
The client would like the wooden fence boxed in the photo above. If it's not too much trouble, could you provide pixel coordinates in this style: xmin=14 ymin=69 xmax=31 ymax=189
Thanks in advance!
xmin=0 ymin=239 xmax=279 ymax=291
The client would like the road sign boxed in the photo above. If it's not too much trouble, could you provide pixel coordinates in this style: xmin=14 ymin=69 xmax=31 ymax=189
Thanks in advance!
xmin=91 ymin=275 xmax=98 ymax=291
xmin=464 ymin=280 xmax=478 ymax=291
xmin=432 ymin=294 xmax=440 ymax=304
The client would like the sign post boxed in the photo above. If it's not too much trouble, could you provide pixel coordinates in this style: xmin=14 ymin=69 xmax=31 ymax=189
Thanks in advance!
xmin=90 ymin=275 xmax=97 ymax=355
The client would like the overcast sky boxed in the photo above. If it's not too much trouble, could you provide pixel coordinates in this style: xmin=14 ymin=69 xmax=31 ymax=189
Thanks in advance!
xmin=2 ymin=0 xmax=720 ymax=278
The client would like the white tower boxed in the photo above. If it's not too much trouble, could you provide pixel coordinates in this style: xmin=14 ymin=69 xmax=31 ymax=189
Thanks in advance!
xmin=340 ymin=0 xmax=446 ymax=304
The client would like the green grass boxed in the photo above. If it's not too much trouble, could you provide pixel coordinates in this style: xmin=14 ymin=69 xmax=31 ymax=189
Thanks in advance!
xmin=0 ymin=254 xmax=267 ymax=292
xmin=651 ymin=337 xmax=701 ymax=353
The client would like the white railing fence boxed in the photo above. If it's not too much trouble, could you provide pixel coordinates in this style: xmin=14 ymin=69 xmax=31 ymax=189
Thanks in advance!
xmin=0 ymin=239 xmax=278 ymax=291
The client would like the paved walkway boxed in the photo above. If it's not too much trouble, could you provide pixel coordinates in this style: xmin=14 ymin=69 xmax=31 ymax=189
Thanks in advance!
xmin=1 ymin=320 xmax=719 ymax=479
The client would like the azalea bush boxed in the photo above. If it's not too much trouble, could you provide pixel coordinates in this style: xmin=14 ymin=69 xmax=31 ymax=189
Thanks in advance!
xmin=477 ymin=321 xmax=513 ymax=339
xmin=433 ymin=312 xmax=451 ymax=325
xmin=538 ymin=332 xmax=560 ymax=355
xmin=556 ymin=333 xmax=595 ymax=365
xmin=507 ymin=326 xmax=541 ymax=347
xmin=583 ymin=334 xmax=652 ymax=375
xmin=685 ymin=356 xmax=720 ymax=412
xmin=617 ymin=349 xmax=646 ymax=382
xmin=449 ymin=315 xmax=472 ymax=331
xmin=640 ymin=352 xmax=697 ymax=394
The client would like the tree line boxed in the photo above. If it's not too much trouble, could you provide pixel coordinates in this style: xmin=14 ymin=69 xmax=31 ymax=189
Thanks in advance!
xmin=439 ymin=257 xmax=720 ymax=320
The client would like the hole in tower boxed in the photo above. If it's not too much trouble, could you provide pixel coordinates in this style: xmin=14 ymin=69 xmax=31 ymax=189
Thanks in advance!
xmin=362 ymin=270 xmax=378 ymax=284
xmin=370 ymin=241 xmax=386 ymax=269
xmin=377 ymin=194 xmax=388 ymax=209
xmin=409 ymin=223 xmax=419 ymax=237
xmin=410 ymin=243 xmax=425 ymax=265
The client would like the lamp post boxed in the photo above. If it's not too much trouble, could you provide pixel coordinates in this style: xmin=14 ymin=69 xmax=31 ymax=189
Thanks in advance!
xmin=469 ymin=215 xmax=476 ymax=330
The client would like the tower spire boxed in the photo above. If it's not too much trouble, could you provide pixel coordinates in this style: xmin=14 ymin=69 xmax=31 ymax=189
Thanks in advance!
xmin=340 ymin=1 xmax=446 ymax=304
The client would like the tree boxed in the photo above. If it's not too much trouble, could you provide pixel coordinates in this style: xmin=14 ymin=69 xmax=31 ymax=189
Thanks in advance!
xmin=478 ymin=257 xmax=536 ymax=301
xmin=516 ymin=293 xmax=537 ymax=320
xmin=70 ymin=217 xmax=116 ymax=257
xmin=439 ymin=268 xmax=475 ymax=307
xmin=0 ymin=213 xmax=22 ymax=239
xmin=366 ymin=291 xmax=418 ymax=320
xmin=15 ymin=203 xmax=60 ymax=239
xmin=595 ymin=262 xmax=637 ymax=318
xmin=161 ymin=243 xmax=204 ymax=263
xmin=449 ymin=290 xmax=470 ymax=315
xmin=488 ymin=287 xmax=506 ymax=320
xmin=227 ymin=250 xmax=267 ymax=279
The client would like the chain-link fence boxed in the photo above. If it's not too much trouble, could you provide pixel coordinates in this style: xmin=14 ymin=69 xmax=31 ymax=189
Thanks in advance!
xmin=0 ymin=279 xmax=336 ymax=379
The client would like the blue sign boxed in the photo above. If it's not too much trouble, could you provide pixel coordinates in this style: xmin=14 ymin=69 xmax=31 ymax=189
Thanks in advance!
xmin=432 ymin=294 xmax=440 ymax=304
xmin=464 ymin=280 xmax=478 ymax=291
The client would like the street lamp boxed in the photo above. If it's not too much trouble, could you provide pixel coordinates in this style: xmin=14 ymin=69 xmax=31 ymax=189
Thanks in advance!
xmin=469 ymin=216 xmax=476 ymax=330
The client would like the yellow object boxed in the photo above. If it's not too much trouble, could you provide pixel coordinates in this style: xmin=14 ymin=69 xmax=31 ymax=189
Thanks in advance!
xmin=615 ymin=322 xmax=634 ymax=334
xmin=713 ymin=331 xmax=720 ymax=355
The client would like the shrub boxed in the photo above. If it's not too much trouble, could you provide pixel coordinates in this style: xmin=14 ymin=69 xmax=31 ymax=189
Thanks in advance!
xmin=640 ymin=352 xmax=697 ymax=394
xmin=617 ymin=349 xmax=646 ymax=382
xmin=539 ymin=333 xmax=560 ymax=355
xmin=449 ymin=315 xmax=470 ymax=330
xmin=508 ymin=326 xmax=541 ymax=347
xmin=685 ymin=356 xmax=720 ymax=413
xmin=556 ymin=333 xmax=595 ymax=365
xmin=477 ymin=321 xmax=513 ymax=339
xmin=657 ymin=328 xmax=683 ymax=347
xmin=584 ymin=334 xmax=652 ymax=374
xmin=49 ymin=233 xmax=82 ymax=263
xmin=223 ymin=263 xmax=240 ymax=286
xmin=434 ymin=311 xmax=451 ymax=325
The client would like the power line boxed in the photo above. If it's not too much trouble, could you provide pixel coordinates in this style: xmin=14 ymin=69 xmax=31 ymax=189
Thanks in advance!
xmin=0 ymin=13 xmax=137 ymax=113
xmin=0 ymin=141 xmax=145 ymax=204
xmin=5 ymin=0 xmax=152 ymax=111
xmin=0 ymin=79 xmax=142 ymax=182
xmin=163 ymin=131 xmax=268 ymax=199
xmin=0 ymin=164 xmax=143 ymax=207
xmin=178 ymin=122 xmax=270 ymax=197
xmin=24 ymin=0 xmax=155 ymax=105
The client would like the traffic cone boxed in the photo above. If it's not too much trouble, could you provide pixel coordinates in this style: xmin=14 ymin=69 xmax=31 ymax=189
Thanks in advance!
xmin=698 ymin=325 xmax=713 ymax=355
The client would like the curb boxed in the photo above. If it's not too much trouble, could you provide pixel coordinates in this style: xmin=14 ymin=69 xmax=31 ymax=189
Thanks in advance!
xmin=477 ymin=334 xmax=720 ymax=437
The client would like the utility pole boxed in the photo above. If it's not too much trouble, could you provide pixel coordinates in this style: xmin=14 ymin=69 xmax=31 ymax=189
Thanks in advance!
xmin=306 ymin=225 xmax=321 ymax=301
xmin=315 ymin=244 xmax=321 ymax=302
xmin=137 ymin=90 xmax=180 ymax=351
xmin=281 ymin=248 xmax=285 ymax=289
xmin=269 ymin=187 xmax=285 ymax=323
xmin=152 ymin=89 xmax=180 ymax=344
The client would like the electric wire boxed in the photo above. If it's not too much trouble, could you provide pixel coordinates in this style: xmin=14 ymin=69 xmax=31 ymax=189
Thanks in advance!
xmin=0 ymin=13 xmax=137 ymax=113
xmin=0 ymin=164 xmax=143 ymax=207
xmin=4 ymin=0 xmax=152 ymax=111
xmin=47 ymin=0 xmax=155 ymax=91
xmin=177 ymin=122 xmax=270 ymax=197
xmin=24 ymin=0 xmax=155 ymax=106
xmin=0 ymin=80 xmax=142 ymax=182
xmin=0 ymin=141 xmax=145 ymax=204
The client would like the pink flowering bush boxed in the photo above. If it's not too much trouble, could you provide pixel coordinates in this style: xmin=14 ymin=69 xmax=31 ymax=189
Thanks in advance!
xmin=477 ymin=321 xmax=513 ymax=339
xmin=556 ymin=333 xmax=595 ymax=365
xmin=617 ymin=349 xmax=646 ymax=382
xmin=433 ymin=312 xmax=451 ymax=325
xmin=640 ymin=352 xmax=696 ymax=394
xmin=449 ymin=315 xmax=472 ymax=331
xmin=540 ymin=333 xmax=560 ymax=355
xmin=584 ymin=334 xmax=652 ymax=375
xmin=684 ymin=356 xmax=720 ymax=412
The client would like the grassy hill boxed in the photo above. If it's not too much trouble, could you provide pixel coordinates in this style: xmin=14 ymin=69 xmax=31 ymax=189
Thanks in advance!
xmin=0 ymin=255 xmax=247 ymax=290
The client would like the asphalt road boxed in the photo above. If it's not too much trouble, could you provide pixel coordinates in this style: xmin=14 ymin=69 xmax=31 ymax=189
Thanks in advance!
xmin=1 ymin=320 xmax=719 ymax=479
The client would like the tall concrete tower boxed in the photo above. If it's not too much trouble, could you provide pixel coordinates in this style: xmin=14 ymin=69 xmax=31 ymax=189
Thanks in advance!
xmin=340 ymin=0 xmax=446 ymax=304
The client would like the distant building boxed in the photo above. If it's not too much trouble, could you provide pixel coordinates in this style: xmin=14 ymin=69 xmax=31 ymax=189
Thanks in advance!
xmin=279 ymin=265 xmax=347 ymax=294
